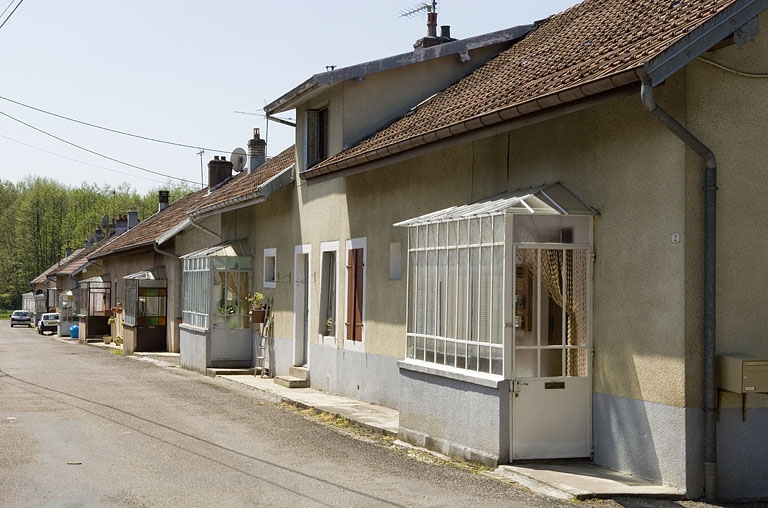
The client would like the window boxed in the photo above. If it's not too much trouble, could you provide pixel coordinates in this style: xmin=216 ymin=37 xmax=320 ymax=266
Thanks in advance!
xmin=389 ymin=242 xmax=402 ymax=280
xmin=182 ymin=257 xmax=210 ymax=329
xmin=319 ymin=242 xmax=338 ymax=337
xmin=404 ymin=217 xmax=505 ymax=375
xmin=397 ymin=184 xmax=595 ymax=378
xmin=263 ymin=248 xmax=276 ymax=289
xmin=513 ymin=246 xmax=590 ymax=378
xmin=345 ymin=238 xmax=366 ymax=343
xmin=305 ymin=107 xmax=329 ymax=169
xmin=181 ymin=244 xmax=253 ymax=331
xmin=213 ymin=270 xmax=251 ymax=330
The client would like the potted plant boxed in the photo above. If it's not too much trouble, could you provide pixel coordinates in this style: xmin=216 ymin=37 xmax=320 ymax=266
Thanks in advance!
xmin=248 ymin=292 xmax=268 ymax=323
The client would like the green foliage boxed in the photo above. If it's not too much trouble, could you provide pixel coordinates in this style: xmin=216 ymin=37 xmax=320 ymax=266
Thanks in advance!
xmin=0 ymin=178 xmax=193 ymax=309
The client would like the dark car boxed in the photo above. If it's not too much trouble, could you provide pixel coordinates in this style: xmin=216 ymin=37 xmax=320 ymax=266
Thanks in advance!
xmin=10 ymin=310 xmax=33 ymax=327
xmin=37 ymin=313 xmax=60 ymax=334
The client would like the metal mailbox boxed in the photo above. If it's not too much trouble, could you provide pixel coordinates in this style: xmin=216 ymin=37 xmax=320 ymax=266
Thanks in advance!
xmin=717 ymin=353 xmax=768 ymax=394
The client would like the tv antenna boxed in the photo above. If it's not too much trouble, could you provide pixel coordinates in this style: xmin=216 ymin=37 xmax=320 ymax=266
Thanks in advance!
xmin=399 ymin=0 xmax=437 ymax=18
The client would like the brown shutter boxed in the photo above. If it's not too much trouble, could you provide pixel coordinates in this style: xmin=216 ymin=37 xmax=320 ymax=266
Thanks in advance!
xmin=346 ymin=248 xmax=364 ymax=342
xmin=306 ymin=110 xmax=318 ymax=167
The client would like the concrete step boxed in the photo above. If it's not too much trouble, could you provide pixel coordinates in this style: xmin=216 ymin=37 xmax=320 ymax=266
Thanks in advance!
xmin=274 ymin=375 xmax=310 ymax=388
xmin=289 ymin=365 xmax=309 ymax=381
xmin=206 ymin=368 xmax=255 ymax=377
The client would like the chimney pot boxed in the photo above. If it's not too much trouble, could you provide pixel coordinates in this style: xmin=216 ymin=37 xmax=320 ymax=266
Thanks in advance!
xmin=158 ymin=190 xmax=170 ymax=212
xmin=248 ymin=127 xmax=267 ymax=173
xmin=127 ymin=209 xmax=139 ymax=229
xmin=208 ymin=157 xmax=234 ymax=189
xmin=440 ymin=25 xmax=451 ymax=38
xmin=427 ymin=12 xmax=437 ymax=37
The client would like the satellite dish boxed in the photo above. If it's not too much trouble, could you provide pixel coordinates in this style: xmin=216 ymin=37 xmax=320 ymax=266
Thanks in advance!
xmin=101 ymin=214 xmax=109 ymax=229
xmin=231 ymin=147 xmax=247 ymax=172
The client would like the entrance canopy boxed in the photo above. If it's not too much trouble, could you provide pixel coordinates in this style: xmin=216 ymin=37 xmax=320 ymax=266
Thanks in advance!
xmin=393 ymin=183 xmax=598 ymax=228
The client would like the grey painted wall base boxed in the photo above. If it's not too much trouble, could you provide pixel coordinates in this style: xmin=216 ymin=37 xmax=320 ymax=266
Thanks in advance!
xmin=270 ymin=336 xmax=294 ymax=377
xmin=308 ymin=342 xmax=401 ymax=410
xmin=398 ymin=363 xmax=509 ymax=467
xmin=717 ymin=406 xmax=768 ymax=500
xmin=179 ymin=326 xmax=208 ymax=374
xmin=593 ymin=392 xmax=702 ymax=497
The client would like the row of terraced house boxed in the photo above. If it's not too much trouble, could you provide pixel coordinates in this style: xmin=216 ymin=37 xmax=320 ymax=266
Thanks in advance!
xmin=29 ymin=0 xmax=768 ymax=500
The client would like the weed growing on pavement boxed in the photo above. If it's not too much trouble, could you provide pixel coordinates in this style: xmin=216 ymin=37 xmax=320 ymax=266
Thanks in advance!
xmin=109 ymin=349 xmax=125 ymax=356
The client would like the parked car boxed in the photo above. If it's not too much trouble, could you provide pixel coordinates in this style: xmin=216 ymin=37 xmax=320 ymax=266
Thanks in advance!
xmin=37 ymin=312 xmax=60 ymax=334
xmin=10 ymin=310 xmax=33 ymax=327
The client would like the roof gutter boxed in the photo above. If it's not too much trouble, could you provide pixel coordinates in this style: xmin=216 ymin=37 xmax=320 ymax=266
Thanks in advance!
xmin=189 ymin=215 xmax=221 ymax=241
xmin=191 ymin=165 xmax=295 ymax=221
xmin=641 ymin=82 xmax=717 ymax=502
xmin=303 ymin=68 xmax=644 ymax=184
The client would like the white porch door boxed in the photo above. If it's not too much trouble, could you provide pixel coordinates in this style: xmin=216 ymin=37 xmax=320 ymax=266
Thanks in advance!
xmin=293 ymin=247 xmax=310 ymax=366
xmin=211 ymin=269 xmax=252 ymax=364
xmin=511 ymin=246 xmax=592 ymax=460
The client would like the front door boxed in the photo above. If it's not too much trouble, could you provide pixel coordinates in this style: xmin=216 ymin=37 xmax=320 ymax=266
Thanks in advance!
xmin=511 ymin=246 xmax=592 ymax=459
xmin=211 ymin=269 xmax=252 ymax=365
xmin=293 ymin=247 xmax=310 ymax=366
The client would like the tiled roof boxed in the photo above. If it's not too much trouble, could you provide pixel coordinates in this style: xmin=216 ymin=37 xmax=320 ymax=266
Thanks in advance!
xmin=89 ymin=187 xmax=212 ymax=259
xmin=31 ymin=248 xmax=84 ymax=284
xmin=88 ymin=146 xmax=295 ymax=258
xmin=305 ymin=0 xmax=741 ymax=177
xmin=191 ymin=145 xmax=296 ymax=216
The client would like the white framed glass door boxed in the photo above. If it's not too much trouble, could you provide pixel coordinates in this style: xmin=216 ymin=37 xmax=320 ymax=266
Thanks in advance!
xmin=511 ymin=245 xmax=592 ymax=459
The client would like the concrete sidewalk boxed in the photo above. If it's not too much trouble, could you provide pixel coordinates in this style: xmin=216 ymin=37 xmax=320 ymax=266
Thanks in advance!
xmin=216 ymin=372 xmax=683 ymax=502
xmin=81 ymin=340 xmax=687 ymax=502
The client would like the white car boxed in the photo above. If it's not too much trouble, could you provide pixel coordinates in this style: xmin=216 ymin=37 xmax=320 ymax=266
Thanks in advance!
xmin=37 ymin=313 xmax=60 ymax=334
xmin=10 ymin=310 xmax=33 ymax=327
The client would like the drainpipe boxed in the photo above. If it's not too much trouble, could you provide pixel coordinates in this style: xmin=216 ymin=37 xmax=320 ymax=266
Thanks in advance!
xmin=188 ymin=215 xmax=221 ymax=241
xmin=641 ymin=82 xmax=717 ymax=502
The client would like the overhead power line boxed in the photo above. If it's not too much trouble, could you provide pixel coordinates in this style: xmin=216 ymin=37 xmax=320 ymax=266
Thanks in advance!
xmin=0 ymin=0 xmax=18 ymax=19
xmin=0 ymin=133 xmax=171 ymax=185
xmin=0 ymin=0 xmax=24 ymax=31
xmin=0 ymin=110 xmax=200 ymax=185
xmin=0 ymin=94 xmax=230 ymax=153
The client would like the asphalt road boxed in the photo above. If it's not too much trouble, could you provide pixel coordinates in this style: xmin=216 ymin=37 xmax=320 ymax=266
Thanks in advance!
xmin=2 ymin=324 xmax=602 ymax=508
xmin=5 ymin=326 xmax=762 ymax=508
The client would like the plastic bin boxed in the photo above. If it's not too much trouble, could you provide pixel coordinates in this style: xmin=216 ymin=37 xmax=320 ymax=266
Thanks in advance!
xmin=69 ymin=325 xmax=79 ymax=339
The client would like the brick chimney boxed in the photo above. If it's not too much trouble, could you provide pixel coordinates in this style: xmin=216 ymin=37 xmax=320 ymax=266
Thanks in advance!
xmin=208 ymin=156 xmax=233 ymax=190
xmin=248 ymin=128 xmax=267 ymax=174
xmin=413 ymin=11 xmax=456 ymax=49
xmin=158 ymin=190 xmax=170 ymax=212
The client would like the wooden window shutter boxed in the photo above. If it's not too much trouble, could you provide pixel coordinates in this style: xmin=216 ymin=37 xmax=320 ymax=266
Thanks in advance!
xmin=306 ymin=110 xmax=319 ymax=168
xmin=346 ymin=248 xmax=363 ymax=342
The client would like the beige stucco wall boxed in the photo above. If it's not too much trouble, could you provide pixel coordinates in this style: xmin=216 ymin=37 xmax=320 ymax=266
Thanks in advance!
xmin=294 ymin=44 xmax=511 ymax=173
xmin=687 ymin=13 xmax=768 ymax=411
xmin=251 ymin=84 xmax=695 ymax=408
xmin=229 ymin=15 xmax=768 ymax=415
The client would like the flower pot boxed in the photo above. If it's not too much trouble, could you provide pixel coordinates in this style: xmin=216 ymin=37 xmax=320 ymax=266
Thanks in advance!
xmin=103 ymin=336 xmax=111 ymax=344
xmin=252 ymin=309 xmax=266 ymax=323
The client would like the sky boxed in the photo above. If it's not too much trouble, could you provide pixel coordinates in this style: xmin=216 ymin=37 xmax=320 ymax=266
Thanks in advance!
xmin=0 ymin=1 xmax=581 ymax=194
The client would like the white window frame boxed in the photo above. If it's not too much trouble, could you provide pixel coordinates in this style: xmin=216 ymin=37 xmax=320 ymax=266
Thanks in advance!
xmin=319 ymin=241 xmax=339 ymax=347
xmin=263 ymin=248 xmax=277 ymax=289
xmin=404 ymin=216 xmax=506 ymax=377
xmin=344 ymin=237 xmax=366 ymax=351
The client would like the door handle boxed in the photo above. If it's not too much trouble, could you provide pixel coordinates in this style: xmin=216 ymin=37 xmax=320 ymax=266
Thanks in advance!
xmin=512 ymin=380 xmax=529 ymax=393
